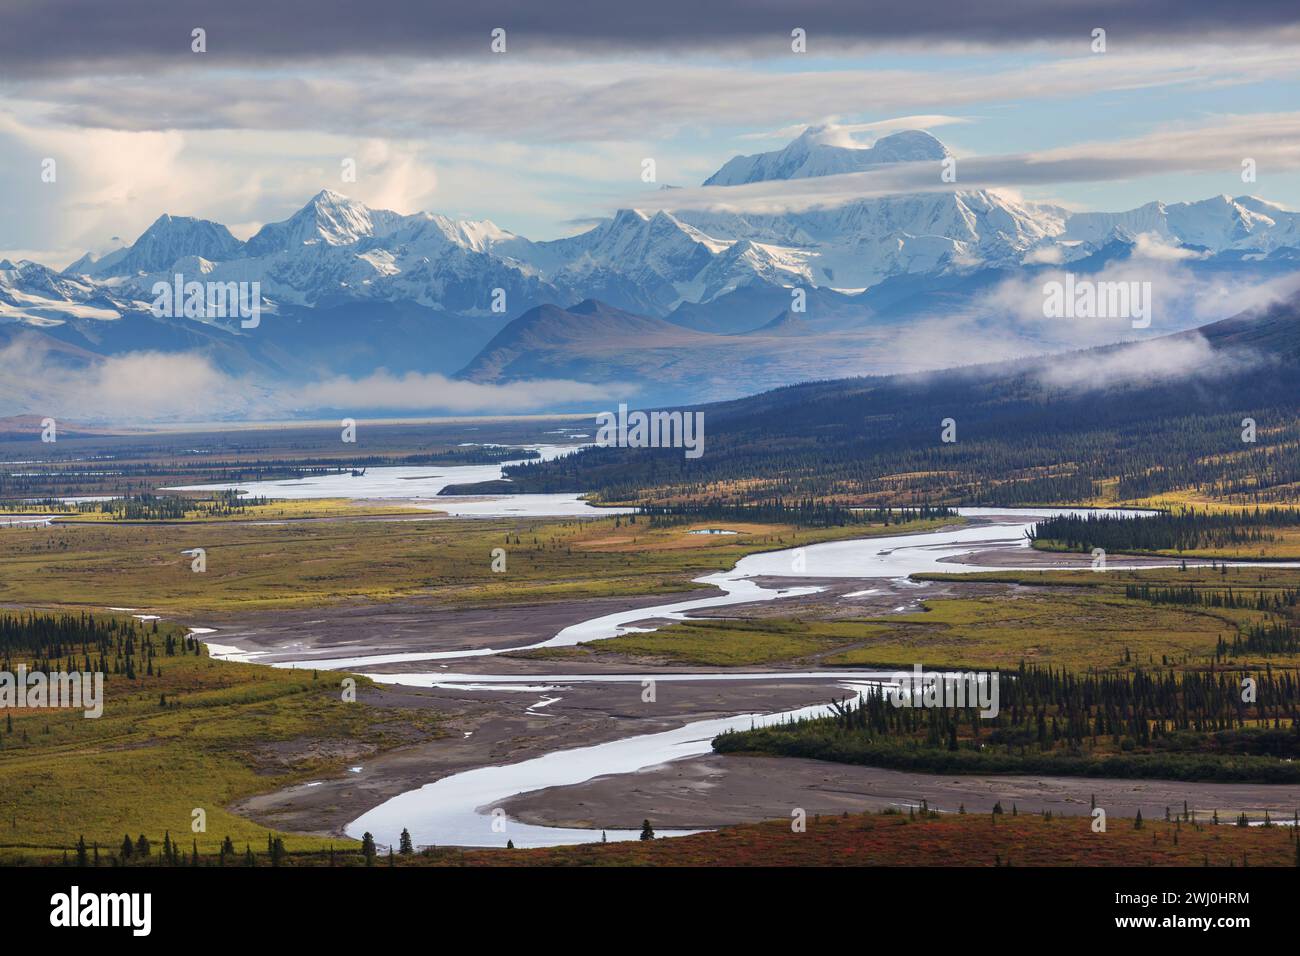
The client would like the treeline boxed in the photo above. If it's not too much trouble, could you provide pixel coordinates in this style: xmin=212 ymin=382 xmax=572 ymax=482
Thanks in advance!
xmin=1120 ymin=582 xmax=1300 ymax=659
xmin=503 ymin=401 xmax=1300 ymax=508
xmin=640 ymin=499 xmax=955 ymax=528
xmin=1223 ymin=622 xmax=1300 ymax=657
xmin=1127 ymin=583 xmax=1300 ymax=612
xmin=0 ymin=611 xmax=201 ymax=680
xmin=1031 ymin=507 xmax=1300 ymax=554
xmin=714 ymin=663 xmax=1300 ymax=783
xmin=1 ymin=492 xmax=271 ymax=519
xmin=96 ymin=492 xmax=272 ymax=520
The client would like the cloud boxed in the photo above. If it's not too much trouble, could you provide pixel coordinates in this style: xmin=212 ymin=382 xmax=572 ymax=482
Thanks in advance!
xmin=2 ymin=1 xmax=1297 ymax=75
xmin=984 ymin=252 xmax=1300 ymax=333
xmin=1130 ymin=233 xmax=1209 ymax=261
xmin=13 ymin=44 xmax=1300 ymax=142
xmin=1024 ymin=246 xmax=1065 ymax=265
xmin=746 ymin=116 xmax=973 ymax=147
xmin=0 ymin=341 xmax=614 ymax=422
xmin=1034 ymin=334 xmax=1265 ymax=391
xmin=850 ymin=260 xmax=1300 ymax=376
xmin=628 ymin=112 xmax=1300 ymax=215
xmin=283 ymin=370 xmax=611 ymax=415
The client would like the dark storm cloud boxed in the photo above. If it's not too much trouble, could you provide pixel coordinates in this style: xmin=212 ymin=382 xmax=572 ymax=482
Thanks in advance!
xmin=2 ymin=0 xmax=1298 ymax=75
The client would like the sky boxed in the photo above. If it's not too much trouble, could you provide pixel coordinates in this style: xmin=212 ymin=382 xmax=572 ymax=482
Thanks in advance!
xmin=2 ymin=1 xmax=1299 ymax=268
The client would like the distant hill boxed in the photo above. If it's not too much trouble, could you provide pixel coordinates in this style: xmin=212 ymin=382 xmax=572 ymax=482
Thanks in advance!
xmin=736 ymin=309 xmax=811 ymax=337
xmin=498 ymin=294 xmax=1300 ymax=506
xmin=455 ymin=298 xmax=891 ymax=406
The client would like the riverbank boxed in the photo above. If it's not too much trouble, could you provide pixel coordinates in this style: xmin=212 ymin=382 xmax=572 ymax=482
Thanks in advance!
xmin=499 ymin=753 xmax=1300 ymax=829
xmin=221 ymin=506 xmax=1300 ymax=850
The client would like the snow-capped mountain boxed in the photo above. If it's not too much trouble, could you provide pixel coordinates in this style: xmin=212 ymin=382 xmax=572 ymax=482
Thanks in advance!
xmin=677 ymin=189 xmax=1070 ymax=290
xmin=243 ymin=189 xmax=405 ymax=256
xmin=39 ymin=130 xmax=1298 ymax=326
xmin=1061 ymin=195 xmax=1300 ymax=253
xmin=703 ymin=127 xmax=951 ymax=186
xmin=0 ymin=259 xmax=122 ymax=325
xmin=67 ymin=214 xmax=243 ymax=279
xmin=3 ymin=128 xmax=1298 ymax=397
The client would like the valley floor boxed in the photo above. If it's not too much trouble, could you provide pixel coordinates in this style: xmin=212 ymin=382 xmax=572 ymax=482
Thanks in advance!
xmin=8 ymin=493 xmax=1300 ymax=866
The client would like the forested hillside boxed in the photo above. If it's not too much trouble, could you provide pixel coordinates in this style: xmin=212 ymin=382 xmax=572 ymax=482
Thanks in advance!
xmin=502 ymin=296 xmax=1300 ymax=506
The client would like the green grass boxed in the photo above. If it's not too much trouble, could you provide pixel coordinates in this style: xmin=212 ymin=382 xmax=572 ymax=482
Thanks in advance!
xmin=821 ymin=592 xmax=1257 ymax=671
xmin=0 ymin=648 xmax=439 ymax=858
xmin=530 ymin=566 xmax=1300 ymax=673
xmin=567 ymin=618 xmax=898 ymax=666
xmin=0 ymin=514 xmax=956 ymax=614
xmin=0 ymin=511 xmax=956 ymax=859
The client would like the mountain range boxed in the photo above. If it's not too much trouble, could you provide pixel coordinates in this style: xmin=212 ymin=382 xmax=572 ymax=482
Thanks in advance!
xmin=3 ymin=128 xmax=1299 ymax=413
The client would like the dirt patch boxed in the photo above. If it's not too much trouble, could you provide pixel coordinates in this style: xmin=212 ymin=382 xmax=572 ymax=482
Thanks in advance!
xmin=231 ymin=676 xmax=853 ymax=837
xmin=500 ymin=753 xmax=1300 ymax=829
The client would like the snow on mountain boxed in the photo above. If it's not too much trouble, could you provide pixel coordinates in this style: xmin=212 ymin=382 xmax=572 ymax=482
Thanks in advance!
xmin=380 ymin=210 xmax=516 ymax=255
xmin=0 ymin=259 xmax=122 ymax=324
xmin=1061 ymin=195 xmax=1300 ymax=253
xmin=243 ymin=189 xmax=405 ymax=256
xmin=680 ymin=189 xmax=1069 ymax=290
xmin=521 ymin=209 xmax=738 ymax=311
xmin=70 ymin=214 xmax=243 ymax=279
xmin=703 ymin=127 xmax=951 ymax=186
xmin=4 ymin=130 xmax=1295 ymax=338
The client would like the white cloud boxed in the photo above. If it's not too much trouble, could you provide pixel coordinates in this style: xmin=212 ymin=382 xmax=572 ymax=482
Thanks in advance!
xmin=18 ymin=44 xmax=1300 ymax=142
xmin=1035 ymin=335 xmax=1264 ymax=391
xmin=0 ymin=341 xmax=615 ymax=422
xmin=285 ymin=370 xmax=611 ymax=414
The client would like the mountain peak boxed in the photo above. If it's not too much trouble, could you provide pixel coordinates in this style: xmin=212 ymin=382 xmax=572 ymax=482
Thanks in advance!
xmin=703 ymin=126 xmax=951 ymax=186
xmin=245 ymin=189 xmax=401 ymax=256
xmin=866 ymin=130 xmax=950 ymax=163
xmin=72 ymin=213 xmax=241 ymax=278
xmin=310 ymin=187 xmax=350 ymax=204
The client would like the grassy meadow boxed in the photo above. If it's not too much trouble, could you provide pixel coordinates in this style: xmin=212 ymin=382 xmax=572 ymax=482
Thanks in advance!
xmin=543 ymin=565 xmax=1298 ymax=673
xmin=0 ymin=627 xmax=438 ymax=862
xmin=0 ymin=512 xmax=956 ymax=614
